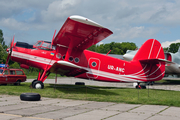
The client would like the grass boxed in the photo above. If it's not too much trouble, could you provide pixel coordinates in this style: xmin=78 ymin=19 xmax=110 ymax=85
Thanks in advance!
xmin=1 ymin=82 xmax=180 ymax=107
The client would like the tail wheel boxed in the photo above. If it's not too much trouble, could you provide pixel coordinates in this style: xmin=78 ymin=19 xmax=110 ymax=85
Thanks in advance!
xmin=136 ymin=85 xmax=146 ymax=89
xmin=33 ymin=81 xmax=44 ymax=89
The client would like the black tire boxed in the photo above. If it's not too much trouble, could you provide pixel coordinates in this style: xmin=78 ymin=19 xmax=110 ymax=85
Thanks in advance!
xmin=136 ymin=85 xmax=146 ymax=89
xmin=33 ymin=81 xmax=44 ymax=89
xmin=75 ymin=82 xmax=85 ymax=85
xmin=32 ymin=79 xmax=38 ymax=85
xmin=20 ymin=93 xmax=41 ymax=101
xmin=14 ymin=80 xmax=21 ymax=86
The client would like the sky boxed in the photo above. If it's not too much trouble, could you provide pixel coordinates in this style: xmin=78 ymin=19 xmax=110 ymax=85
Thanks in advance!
xmin=1 ymin=0 xmax=180 ymax=48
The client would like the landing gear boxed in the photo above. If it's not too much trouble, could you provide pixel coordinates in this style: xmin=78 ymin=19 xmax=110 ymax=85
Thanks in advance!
xmin=136 ymin=85 xmax=146 ymax=89
xmin=32 ymin=80 xmax=44 ymax=89
xmin=31 ymin=69 xmax=50 ymax=89
xmin=134 ymin=82 xmax=146 ymax=89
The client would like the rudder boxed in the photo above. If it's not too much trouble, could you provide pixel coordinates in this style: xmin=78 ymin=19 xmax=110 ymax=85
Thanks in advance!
xmin=132 ymin=39 xmax=165 ymax=81
xmin=132 ymin=39 xmax=164 ymax=61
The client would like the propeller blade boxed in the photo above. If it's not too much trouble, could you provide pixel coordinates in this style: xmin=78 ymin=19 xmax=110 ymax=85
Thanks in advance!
xmin=10 ymin=35 xmax=14 ymax=50
xmin=6 ymin=36 xmax=15 ymax=64
xmin=6 ymin=53 xmax=11 ymax=64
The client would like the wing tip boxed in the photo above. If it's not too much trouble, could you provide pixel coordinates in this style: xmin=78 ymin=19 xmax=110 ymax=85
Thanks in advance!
xmin=69 ymin=15 xmax=105 ymax=28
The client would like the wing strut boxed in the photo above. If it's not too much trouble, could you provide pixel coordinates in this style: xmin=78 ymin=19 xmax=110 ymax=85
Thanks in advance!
xmin=64 ymin=37 xmax=73 ymax=61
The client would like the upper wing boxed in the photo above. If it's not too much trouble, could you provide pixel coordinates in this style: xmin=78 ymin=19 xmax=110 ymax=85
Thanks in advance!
xmin=53 ymin=15 xmax=113 ymax=50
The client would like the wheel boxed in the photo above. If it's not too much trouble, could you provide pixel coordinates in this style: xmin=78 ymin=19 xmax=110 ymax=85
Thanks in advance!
xmin=32 ymin=79 xmax=38 ymax=85
xmin=32 ymin=81 xmax=44 ymax=89
xmin=141 ymin=85 xmax=146 ymax=89
xmin=136 ymin=85 xmax=146 ymax=89
xmin=31 ymin=79 xmax=38 ymax=88
xmin=75 ymin=82 xmax=85 ymax=85
xmin=14 ymin=80 xmax=21 ymax=86
xmin=20 ymin=93 xmax=41 ymax=101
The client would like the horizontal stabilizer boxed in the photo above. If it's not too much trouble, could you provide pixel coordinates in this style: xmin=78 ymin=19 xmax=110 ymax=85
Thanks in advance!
xmin=139 ymin=59 xmax=174 ymax=64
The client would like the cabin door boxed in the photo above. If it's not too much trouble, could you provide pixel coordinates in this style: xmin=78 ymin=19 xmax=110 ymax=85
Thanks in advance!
xmin=86 ymin=58 xmax=101 ymax=79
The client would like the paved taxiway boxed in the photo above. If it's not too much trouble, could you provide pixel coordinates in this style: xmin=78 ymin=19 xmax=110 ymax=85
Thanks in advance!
xmin=0 ymin=77 xmax=180 ymax=120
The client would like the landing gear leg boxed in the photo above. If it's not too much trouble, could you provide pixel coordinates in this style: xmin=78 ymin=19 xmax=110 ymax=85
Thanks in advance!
xmin=31 ymin=69 xmax=50 ymax=89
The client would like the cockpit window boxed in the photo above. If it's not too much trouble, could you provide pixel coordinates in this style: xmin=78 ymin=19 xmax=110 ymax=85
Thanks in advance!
xmin=36 ymin=42 xmax=42 ymax=46
xmin=42 ymin=43 xmax=48 ymax=48
xmin=34 ymin=41 xmax=56 ymax=51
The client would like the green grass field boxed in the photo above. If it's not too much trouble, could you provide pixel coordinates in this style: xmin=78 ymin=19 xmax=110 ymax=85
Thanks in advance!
xmin=1 ymin=82 xmax=180 ymax=107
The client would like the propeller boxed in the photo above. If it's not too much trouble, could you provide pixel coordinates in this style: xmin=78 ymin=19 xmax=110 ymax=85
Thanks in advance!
xmin=6 ymin=36 xmax=14 ymax=64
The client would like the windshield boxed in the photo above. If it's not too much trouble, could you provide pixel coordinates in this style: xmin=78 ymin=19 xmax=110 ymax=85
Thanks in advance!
xmin=34 ymin=41 xmax=56 ymax=50
xmin=0 ymin=69 xmax=3 ymax=74
xmin=35 ymin=41 xmax=42 ymax=46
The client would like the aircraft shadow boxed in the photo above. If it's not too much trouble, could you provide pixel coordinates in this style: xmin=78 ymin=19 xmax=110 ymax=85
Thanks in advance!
xmin=155 ymin=80 xmax=180 ymax=85
xmin=48 ymin=84 xmax=120 ymax=95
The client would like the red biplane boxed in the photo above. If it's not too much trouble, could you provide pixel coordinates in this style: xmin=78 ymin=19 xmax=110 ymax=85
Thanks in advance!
xmin=7 ymin=15 xmax=166 ymax=89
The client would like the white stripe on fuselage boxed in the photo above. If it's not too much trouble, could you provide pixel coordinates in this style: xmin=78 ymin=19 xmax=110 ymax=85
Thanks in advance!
xmin=12 ymin=51 xmax=56 ymax=65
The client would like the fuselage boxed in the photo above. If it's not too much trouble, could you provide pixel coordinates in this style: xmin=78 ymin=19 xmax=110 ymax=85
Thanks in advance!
xmin=11 ymin=41 xmax=164 ymax=83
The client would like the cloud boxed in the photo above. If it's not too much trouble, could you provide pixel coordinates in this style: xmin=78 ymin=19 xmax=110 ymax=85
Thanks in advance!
xmin=41 ymin=0 xmax=82 ymax=23
xmin=0 ymin=18 xmax=29 ymax=31
xmin=161 ymin=39 xmax=180 ymax=48
xmin=111 ymin=26 xmax=159 ymax=40
xmin=98 ymin=42 xmax=104 ymax=45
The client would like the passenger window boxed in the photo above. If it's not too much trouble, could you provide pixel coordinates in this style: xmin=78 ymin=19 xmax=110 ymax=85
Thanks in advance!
xmin=10 ymin=70 xmax=15 ymax=75
xmin=4 ymin=70 xmax=9 ymax=75
xmin=16 ymin=71 xmax=24 ymax=75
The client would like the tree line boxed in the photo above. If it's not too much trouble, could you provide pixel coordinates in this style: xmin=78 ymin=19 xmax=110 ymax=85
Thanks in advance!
xmin=163 ymin=43 xmax=180 ymax=53
xmin=87 ymin=42 xmax=137 ymax=55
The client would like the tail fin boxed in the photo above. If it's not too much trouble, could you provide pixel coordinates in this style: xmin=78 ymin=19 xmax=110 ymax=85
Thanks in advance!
xmin=132 ymin=39 xmax=165 ymax=81
xmin=132 ymin=39 xmax=164 ymax=61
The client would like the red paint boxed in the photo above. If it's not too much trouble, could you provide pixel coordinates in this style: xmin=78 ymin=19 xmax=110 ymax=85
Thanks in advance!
xmin=20 ymin=64 xmax=29 ymax=69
